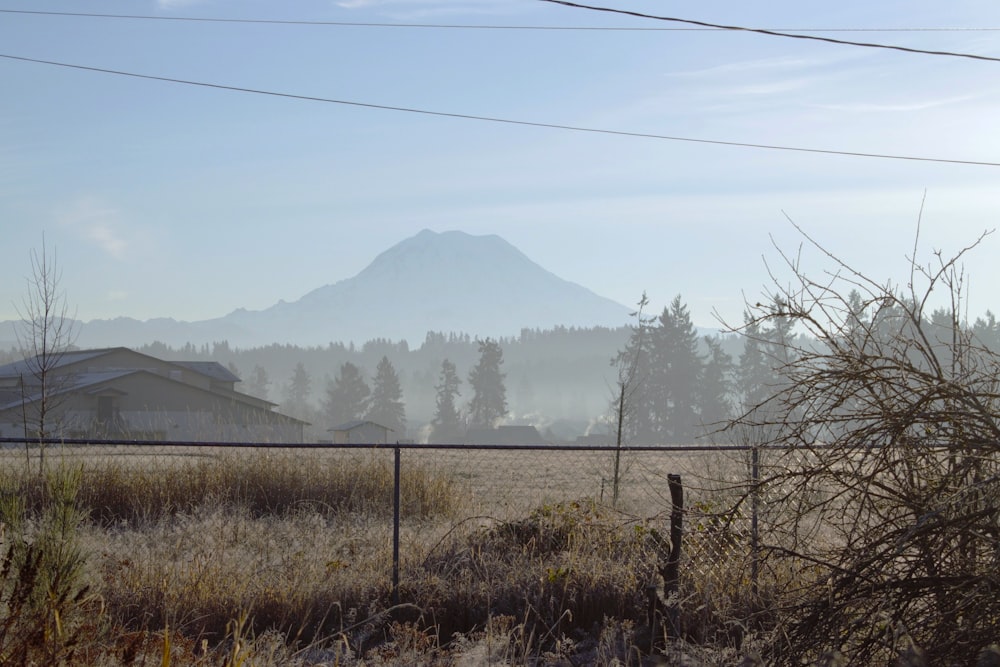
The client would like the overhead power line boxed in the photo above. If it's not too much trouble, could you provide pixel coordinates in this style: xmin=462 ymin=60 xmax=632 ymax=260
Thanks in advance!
xmin=541 ymin=0 xmax=1000 ymax=63
xmin=1 ymin=52 xmax=997 ymax=168
xmin=1 ymin=8 xmax=998 ymax=33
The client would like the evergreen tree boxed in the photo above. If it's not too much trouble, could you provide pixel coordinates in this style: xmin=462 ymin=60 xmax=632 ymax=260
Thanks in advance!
xmin=973 ymin=310 xmax=1000 ymax=352
xmin=763 ymin=298 xmax=797 ymax=369
xmin=365 ymin=356 xmax=406 ymax=438
xmin=737 ymin=303 xmax=799 ymax=444
xmin=610 ymin=292 xmax=651 ymax=446
xmin=737 ymin=313 xmax=772 ymax=412
xmin=658 ymin=295 xmax=704 ymax=443
xmin=430 ymin=359 xmax=463 ymax=443
xmin=245 ymin=364 xmax=271 ymax=401
xmin=609 ymin=292 xmax=651 ymax=504
xmin=283 ymin=361 xmax=312 ymax=415
xmin=323 ymin=362 xmax=370 ymax=426
xmin=699 ymin=335 xmax=734 ymax=430
xmin=637 ymin=296 xmax=704 ymax=444
xmin=844 ymin=289 xmax=868 ymax=343
xmin=467 ymin=338 xmax=508 ymax=429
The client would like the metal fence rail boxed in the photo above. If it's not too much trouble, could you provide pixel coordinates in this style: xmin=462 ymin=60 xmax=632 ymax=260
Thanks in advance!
xmin=0 ymin=436 xmax=763 ymax=646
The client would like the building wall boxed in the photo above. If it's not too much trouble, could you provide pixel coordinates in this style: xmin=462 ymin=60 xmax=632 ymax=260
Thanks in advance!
xmin=332 ymin=423 xmax=390 ymax=444
xmin=0 ymin=372 xmax=304 ymax=443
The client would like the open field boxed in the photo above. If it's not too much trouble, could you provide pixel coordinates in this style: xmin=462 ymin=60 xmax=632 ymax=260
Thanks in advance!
xmin=0 ymin=443 xmax=776 ymax=665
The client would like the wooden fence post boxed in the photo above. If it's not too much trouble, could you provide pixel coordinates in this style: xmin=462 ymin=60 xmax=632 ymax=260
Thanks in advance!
xmin=663 ymin=473 xmax=683 ymax=639
xmin=392 ymin=445 xmax=401 ymax=607
xmin=646 ymin=473 xmax=683 ymax=651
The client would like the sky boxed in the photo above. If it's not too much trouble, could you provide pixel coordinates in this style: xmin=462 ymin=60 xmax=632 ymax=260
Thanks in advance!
xmin=2 ymin=0 xmax=1000 ymax=336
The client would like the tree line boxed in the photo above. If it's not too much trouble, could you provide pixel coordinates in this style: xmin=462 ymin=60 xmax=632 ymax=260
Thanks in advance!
xmin=251 ymin=339 xmax=509 ymax=443
xmin=8 ymin=292 xmax=1000 ymax=445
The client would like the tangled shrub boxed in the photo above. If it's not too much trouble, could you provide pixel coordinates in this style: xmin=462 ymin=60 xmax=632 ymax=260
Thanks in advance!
xmin=731 ymin=228 xmax=1000 ymax=665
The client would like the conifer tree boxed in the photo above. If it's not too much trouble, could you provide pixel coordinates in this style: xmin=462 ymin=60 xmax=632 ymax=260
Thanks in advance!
xmin=246 ymin=364 xmax=271 ymax=400
xmin=467 ymin=338 xmax=508 ymax=429
xmin=699 ymin=335 xmax=734 ymax=430
xmin=642 ymin=295 xmax=704 ymax=443
xmin=324 ymin=362 xmax=370 ymax=426
xmin=737 ymin=313 xmax=772 ymax=412
xmin=662 ymin=295 xmax=704 ymax=442
xmin=283 ymin=362 xmax=312 ymax=417
xmin=365 ymin=356 xmax=406 ymax=438
xmin=430 ymin=359 xmax=463 ymax=443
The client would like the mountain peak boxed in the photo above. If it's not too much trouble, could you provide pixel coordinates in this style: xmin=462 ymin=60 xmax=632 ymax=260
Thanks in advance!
xmin=357 ymin=229 xmax=535 ymax=283
xmin=278 ymin=229 xmax=628 ymax=344
xmin=71 ymin=230 xmax=630 ymax=348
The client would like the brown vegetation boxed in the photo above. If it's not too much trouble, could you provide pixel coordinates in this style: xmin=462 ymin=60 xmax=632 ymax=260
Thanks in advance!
xmin=0 ymin=446 xmax=766 ymax=665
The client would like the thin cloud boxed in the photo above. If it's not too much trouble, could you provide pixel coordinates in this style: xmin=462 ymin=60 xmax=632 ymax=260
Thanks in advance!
xmin=86 ymin=223 xmax=128 ymax=260
xmin=725 ymin=78 xmax=815 ymax=97
xmin=811 ymin=94 xmax=982 ymax=113
xmin=56 ymin=197 xmax=129 ymax=260
xmin=335 ymin=0 xmax=524 ymax=18
xmin=664 ymin=53 xmax=863 ymax=79
xmin=156 ymin=0 xmax=208 ymax=8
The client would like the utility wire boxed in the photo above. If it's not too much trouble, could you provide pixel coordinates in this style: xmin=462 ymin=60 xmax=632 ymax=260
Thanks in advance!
xmin=1 ymin=8 xmax=998 ymax=33
xmin=541 ymin=0 xmax=1000 ymax=63
xmin=1 ymin=52 xmax=997 ymax=168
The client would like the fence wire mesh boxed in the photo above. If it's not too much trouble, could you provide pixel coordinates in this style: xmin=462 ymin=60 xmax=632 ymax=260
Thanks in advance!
xmin=0 ymin=437 xmax=764 ymax=658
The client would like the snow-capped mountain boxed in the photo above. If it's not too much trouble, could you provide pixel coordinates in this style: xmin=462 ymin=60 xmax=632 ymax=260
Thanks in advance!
xmin=40 ymin=230 xmax=632 ymax=348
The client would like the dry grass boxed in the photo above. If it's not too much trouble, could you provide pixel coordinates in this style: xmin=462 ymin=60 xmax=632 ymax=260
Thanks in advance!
xmin=0 ymin=445 xmax=774 ymax=665
xmin=1 ymin=447 xmax=458 ymax=524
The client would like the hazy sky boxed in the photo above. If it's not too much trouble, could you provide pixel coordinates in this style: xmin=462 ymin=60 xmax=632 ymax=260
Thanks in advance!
xmin=3 ymin=0 xmax=1000 ymax=333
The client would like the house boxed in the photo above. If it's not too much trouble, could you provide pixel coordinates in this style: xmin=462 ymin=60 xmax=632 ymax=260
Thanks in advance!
xmin=329 ymin=420 xmax=393 ymax=445
xmin=465 ymin=425 xmax=548 ymax=446
xmin=0 ymin=347 xmax=307 ymax=442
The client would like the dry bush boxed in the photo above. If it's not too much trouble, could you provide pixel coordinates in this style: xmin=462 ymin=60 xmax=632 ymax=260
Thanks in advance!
xmin=92 ymin=505 xmax=393 ymax=646
xmin=415 ymin=500 xmax=669 ymax=651
xmin=0 ymin=449 xmax=460 ymax=524
xmin=0 ymin=442 xmax=788 ymax=663
xmin=91 ymin=497 xmax=662 ymax=663
xmin=729 ymin=226 xmax=1000 ymax=665
xmin=0 ymin=465 xmax=103 ymax=665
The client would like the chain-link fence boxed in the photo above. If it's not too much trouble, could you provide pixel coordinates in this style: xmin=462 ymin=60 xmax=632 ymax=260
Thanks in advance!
xmin=0 ymin=436 xmax=766 ymax=659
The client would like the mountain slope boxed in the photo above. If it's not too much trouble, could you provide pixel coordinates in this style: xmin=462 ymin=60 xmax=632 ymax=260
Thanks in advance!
xmin=217 ymin=229 xmax=630 ymax=346
xmin=11 ymin=230 xmax=631 ymax=349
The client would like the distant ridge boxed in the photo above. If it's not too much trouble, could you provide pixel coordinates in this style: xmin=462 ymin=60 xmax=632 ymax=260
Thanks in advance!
xmin=6 ymin=230 xmax=632 ymax=349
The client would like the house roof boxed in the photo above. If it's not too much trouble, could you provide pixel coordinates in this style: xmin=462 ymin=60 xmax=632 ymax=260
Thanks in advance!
xmin=0 ymin=348 xmax=115 ymax=379
xmin=173 ymin=361 xmax=241 ymax=383
xmin=0 ymin=370 xmax=137 ymax=411
xmin=0 ymin=357 xmax=308 ymax=426
xmin=0 ymin=348 xmax=240 ymax=386
xmin=329 ymin=420 xmax=392 ymax=433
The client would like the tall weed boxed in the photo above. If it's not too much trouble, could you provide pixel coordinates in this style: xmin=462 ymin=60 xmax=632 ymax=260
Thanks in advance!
xmin=0 ymin=463 xmax=98 ymax=664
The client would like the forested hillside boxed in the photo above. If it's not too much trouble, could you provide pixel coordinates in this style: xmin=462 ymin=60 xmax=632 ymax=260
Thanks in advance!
xmin=7 ymin=293 xmax=998 ymax=445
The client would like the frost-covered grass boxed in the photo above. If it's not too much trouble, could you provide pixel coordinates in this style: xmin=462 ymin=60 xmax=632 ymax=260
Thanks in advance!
xmin=0 ymin=448 xmax=769 ymax=665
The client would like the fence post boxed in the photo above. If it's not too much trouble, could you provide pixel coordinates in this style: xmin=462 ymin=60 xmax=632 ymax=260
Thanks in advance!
xmin=392 ymin=445 xmax=401 ymax=607
xmin=646 ymin=473 xmax=684 ymax=651
xmin=664 ymin=473 xmax=683 ymax=639
xmin=751 ymin=445 xmax=760 ymax=598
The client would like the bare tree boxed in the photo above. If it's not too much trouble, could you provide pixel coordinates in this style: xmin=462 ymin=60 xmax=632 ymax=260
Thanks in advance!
xmin=727 ymin=221 xmax=1000 ymax=665
xmin=609 ymin=292 xmax=649 ymax=506
xmin=15 ymin=237 xmax=76 ymax=471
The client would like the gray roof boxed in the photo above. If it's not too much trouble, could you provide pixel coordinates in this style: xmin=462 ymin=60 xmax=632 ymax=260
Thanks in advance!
xmin=173 ymin=361 xmax=241 ymax=383
xmin=0 ymin=369 xmax=138 ymax=411
xmin=329 ymin=420 xmax=392 ymax=433
xmin=0 ymin=367 xmax=309 ymax=425
xmin=0 ymin=348 xmax=115 ymax=379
